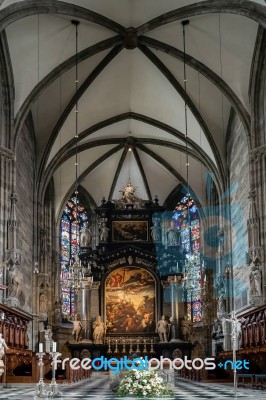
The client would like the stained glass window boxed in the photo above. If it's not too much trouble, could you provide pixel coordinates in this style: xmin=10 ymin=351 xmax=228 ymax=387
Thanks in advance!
xmin=60 ymin=194 xmax=89 ymax=320
xmin=173 ymin=197 xmax=200 ymax=257
xmin=173 ymin=195 xmax=202 ymax=322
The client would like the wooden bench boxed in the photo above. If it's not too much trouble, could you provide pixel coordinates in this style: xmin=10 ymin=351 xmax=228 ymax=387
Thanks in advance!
xmin=237 ymin=373 xmax=254 ymax=388
xmin=253 ymin=374 xmax=266 ymax=389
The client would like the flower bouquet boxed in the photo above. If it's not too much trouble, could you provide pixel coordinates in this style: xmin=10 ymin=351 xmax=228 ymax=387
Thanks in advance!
xmin=115 ymin=369 xmax=174 ymax=398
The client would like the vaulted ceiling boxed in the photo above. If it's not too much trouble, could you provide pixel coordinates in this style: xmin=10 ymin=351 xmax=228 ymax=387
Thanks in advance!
xmin=2 ymin=0 xmax=265 ymax=219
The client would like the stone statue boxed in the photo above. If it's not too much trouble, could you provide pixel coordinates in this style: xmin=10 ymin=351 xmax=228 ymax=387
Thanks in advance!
xmin=217 ymin=294 xmax=226 ymax=313
xmin=212 ymin=318 xmax=223 ymax=340
xmin=166 ymin=221 xmax=179 ymax=247
xmin=150 ymin=219 xmax=161 ymax=242
xmin=92 ymin=316 xmax=105 ymax=344
xmin=80 ymin=223 xmax=92 ymax=247
xmin=250 ymin=266 xmax=262 ymax=296
xmin=8 ymin=264 xmax=22 ymax=298
xmin=156 ymin=315 xmax=169 ymax=342
xmin=0 ymin=333 xmax=9 ymax=360
xmin=120 ymin=182 xmax=137 ymax=204
xmin=99 ymin=222 xmax=109 ymax=242
xmin=169 ymin=316 xmax=178 ymax=341
xmin=54 ymin=301 xmax=61 ymax=325
xmin=215 ymin=273 xmax=225 ymax=296
xmin=72 ymin=315 xmax=83 ymax=342
xmin=39 ymin=292 xmax=48 ymax=314
xmin=181 ymin=316 xmax=192 ymax=342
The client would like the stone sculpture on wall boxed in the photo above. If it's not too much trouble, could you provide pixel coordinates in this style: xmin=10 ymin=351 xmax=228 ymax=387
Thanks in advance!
xmin=39 ymin=292 xmax=48 ymax=314
xmin=249 ymin=264 xmax=262 ymax=297
xmin=72 ymin=315 xmax=83 ymax=342
xmin=217 ymin=294 xmax=226 ymax=313
xmin=80 ymin=223 xmax=92 ymax=247
xmin=212 ymin=318 xmax=223 ymax=340
xmin=156 ymin=316 xmax=169 ymax=342
xmin=7 ymin=263 xmax=25 ymax=306
xmin=166 ymin=221 xmax=180 ymax=247
xmin=150 ymin=218 xmax=161 ymax=242
xmin=181 ymin=316 xmax=193 ymax=342
xmin=99 ymin=222 xmax=109 ymax=242
xmin=92 ymin=316 xmax=105 ymax=344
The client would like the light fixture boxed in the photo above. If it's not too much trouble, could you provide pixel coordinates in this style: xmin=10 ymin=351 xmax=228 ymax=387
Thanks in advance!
xmin=180 ymin=21 xmax=202 ymax=312
xmin=60 ymin=21 xmax=90 ymax=295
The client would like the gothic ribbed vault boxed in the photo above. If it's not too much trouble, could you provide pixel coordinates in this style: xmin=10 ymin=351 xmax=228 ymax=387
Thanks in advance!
xmin=1 ymin=0 xmax=264 ymax=216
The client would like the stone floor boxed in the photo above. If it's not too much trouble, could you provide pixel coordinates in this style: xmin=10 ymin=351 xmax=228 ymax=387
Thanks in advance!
xmin=1 ymin=372 xmax=266 ymax=399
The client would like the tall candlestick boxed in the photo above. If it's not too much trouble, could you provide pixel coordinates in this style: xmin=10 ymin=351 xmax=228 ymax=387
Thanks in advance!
xmin=39 ymin=343 xmax=43 ymax=353
xmin=52 ymin=342 xmax=57 ymax=352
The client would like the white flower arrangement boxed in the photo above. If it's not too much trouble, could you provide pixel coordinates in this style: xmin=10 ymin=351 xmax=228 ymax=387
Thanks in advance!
xmin=116 ymin=369 xmax=173 ymax=398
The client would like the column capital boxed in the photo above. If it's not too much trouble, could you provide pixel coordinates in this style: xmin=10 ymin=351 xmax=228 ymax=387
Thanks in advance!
xmin=0 ymin=145 xmax=14 ymax=161
xmin=250 ymin=145 xmax=266 ymax=161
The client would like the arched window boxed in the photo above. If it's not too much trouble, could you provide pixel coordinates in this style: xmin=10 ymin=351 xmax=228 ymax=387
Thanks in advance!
xmin=60 ymin=194 xmax=89 ymax=320
xmin=173 ymin=195 xmax=202 ymax=323
xmin=173 ymin=195 xmax=200 ymax=256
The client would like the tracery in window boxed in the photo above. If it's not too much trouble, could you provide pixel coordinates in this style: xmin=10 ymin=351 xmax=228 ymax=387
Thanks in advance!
xmin=60 ymin=195 xmax=89 ymax=320
xmin=173 ymin=195 xmax=202 ymax=322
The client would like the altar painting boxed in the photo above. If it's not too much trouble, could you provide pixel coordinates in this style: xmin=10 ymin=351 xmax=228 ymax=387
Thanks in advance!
xmin=105 ymin=267 xmax=156 ymax=334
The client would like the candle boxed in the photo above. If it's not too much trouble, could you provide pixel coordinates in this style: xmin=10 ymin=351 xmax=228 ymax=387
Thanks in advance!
xmin=39 ymin=343 xmax=43 ymax=353
xmin=52 ymin=342 xmax=57 ymax=352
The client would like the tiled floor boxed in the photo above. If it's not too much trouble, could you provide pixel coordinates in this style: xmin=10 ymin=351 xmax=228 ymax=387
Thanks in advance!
xmin=1 ymin=372 xmax=266 ymax=399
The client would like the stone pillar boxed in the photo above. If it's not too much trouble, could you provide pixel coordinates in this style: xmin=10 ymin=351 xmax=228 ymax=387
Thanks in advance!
xmin=90 ymin=282 xmax=100 ymax=321
xmin=247 ymin=189 xmax=263 ymax=307
xmin=5 ymin=193 xmax=24 ymax=308
xmin=167 ymin=276 xmax=183 ymax=341
xmin=81 ymin=279 xmax=93 ymax=342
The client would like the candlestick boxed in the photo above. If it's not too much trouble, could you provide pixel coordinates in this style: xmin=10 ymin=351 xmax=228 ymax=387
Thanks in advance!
xmin=52 ymin=342 xmax=57 ymax=352
xmin=136 ymin=338 xmax=140 ymax=353
xmin=34 ymin=351 xmax=47 ymax=399
xmin=143 ymin=338 xmax=147 ymax=354
xmin=114 ymin=339 xmax=118 ymax=354
xmin=107 ymin=337 xmax=112 ymax=354
xmin=48 ymin=351 xmax=62 ymax=398
xmin=150 ymin=338 xmax=155 ymax=354
xmin=122 ymin=338 xmax=126 ymax=354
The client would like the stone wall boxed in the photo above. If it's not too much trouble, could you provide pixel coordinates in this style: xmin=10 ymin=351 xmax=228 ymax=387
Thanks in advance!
xmin=227 ymin=112 xmax=250 ymax=311
xmin=15 ymin=120 xmax=36 ymax=313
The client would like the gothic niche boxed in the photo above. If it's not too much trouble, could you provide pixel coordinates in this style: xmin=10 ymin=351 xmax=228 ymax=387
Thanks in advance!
xmin=105 ymin=266 xmax=156 ymax=334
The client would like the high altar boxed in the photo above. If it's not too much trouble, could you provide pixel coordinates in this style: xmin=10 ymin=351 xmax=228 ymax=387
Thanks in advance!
xmin=60 ymin=186 xmax=193 ymax=361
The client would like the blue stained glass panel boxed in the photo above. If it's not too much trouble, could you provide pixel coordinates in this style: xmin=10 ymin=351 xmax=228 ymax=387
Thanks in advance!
xmin=174 ymin=195 xmax=202 ymax=322
xmin=60 ymin=194 xmax=89 ymax=319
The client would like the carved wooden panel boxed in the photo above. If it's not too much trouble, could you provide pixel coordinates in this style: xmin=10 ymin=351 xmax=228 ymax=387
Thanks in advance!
xmin=241 ymin=306 xmax=266 ymax=349
xmin=0 ymin=306 xmax=30 ymax=349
